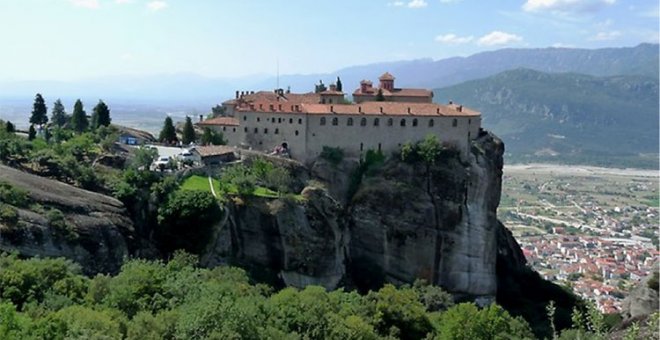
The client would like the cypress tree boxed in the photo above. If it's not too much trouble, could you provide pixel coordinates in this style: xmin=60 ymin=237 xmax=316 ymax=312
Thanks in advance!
xmin=159 ymin=116 xmax=177 ymax=144
xmin=51 ymin=99 xmax=68 ymax=127
xmin=28 ymin=125 xmax=36 ymax=140
xmin=5 ymin=121 xmax=15 ymax=133
xmin=29 ymin=93 xmax=48 ymax=126
xmin=336 ymin=77 xmax=343 ymax=92
xmin=376 ymin=88 xmax=385 ymax=101
xmin=182 ymin=116 xmax=196 ymax=145
xmin=70 ymin=99 xmax=88 ymax=133
xmin=91 ymin=100 xmax=111 ymax=129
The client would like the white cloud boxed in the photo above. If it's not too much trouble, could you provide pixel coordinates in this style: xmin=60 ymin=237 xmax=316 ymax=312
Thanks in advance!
xmin=69 ymin=0 xmax=100 ymax=9
xmin=523 ymin=0 xmax=616 ymax=13
xmin=387 ymin=1 xmax=405 ymax=6
xmin=477 ymin=31 xmax=523 ymax=46
xmin=435 ymin=33 xmax=474 ymax=44
xmin=147 ymin=1 xmax=168 ymax=11
xmin=407 ymin=0 xmax=428 ymax=8
xmin=590 ymin=30 xmax=622 ymax=41
xmin=551 ymin=42 xmax=576 ymax=48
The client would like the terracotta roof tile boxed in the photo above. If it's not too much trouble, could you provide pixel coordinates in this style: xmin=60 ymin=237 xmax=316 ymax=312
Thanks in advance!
xmin=300 ymin=102 xmax=479 ymax=117
xmin=379 ymin=72 xmax=395 ymax=81
xmin=197 ymin=117 xmax=240 ymax=126
xmin=193 ymin=145 xmax=236 ymax=157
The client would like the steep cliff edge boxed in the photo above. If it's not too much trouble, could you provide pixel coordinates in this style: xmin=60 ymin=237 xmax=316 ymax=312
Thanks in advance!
xmin=203 ymin=131 xmax=508 ymax=301
xmin=0 ymin=164 xmax=134 ymax=274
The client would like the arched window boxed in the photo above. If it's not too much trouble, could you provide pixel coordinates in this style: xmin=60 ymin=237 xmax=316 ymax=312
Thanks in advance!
xmin=400 ymin=119 xmax=406 ymax=127
xmin=223 ymin=127 xmax=226 ymax=131
xmin=452 ymin=119 xmax=458 ymax=127
xmin=244 ymin=127 xmax=248 ymax=132
xmin=298 ymin=118 xmax=302 ymax=124
xmin=264 ymin=128 xmax=268 ymax=134
xmin=387 ymin=118 xmax=393 ymax=126
xmin=243 ymin=116 xmax=247 ymax=121
xmin=374 ymin=118 xmax=380 ymax=126
xmin=233 ymin=128 xmax=236 ymax=132
xmin=289 ymin=118 xmax=293 ymax=124
xmin=360 ymin=118 xmax=367 ymax=126
xmin=254 ymin=127 xmax=258 ymax=133
xmin=332 ymin=117 xmax=338 ymax=126
xmin=412 ymin=118 xmax=418 ymax=127
xmin=295 ymin=130 xmax=299 ymax=136
xmin=347 ymin=118 xmax=353 ymax=126
xmin=320 ymin=117 xmax=326 ymax=126
xmin=429 ymin=119 xmax=434 ymax=127
xmin=275 ymin=128 xmax=279 ymax=134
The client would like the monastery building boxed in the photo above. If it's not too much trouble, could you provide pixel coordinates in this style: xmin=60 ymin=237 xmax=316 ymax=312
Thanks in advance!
xmin=198 ymin=73 xmax=481 ymax=163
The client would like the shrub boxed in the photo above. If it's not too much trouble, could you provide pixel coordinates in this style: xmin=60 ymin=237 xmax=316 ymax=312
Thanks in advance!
xmin=0 ymin=181 xmax=29 ymax=207
xmin=0 ymin=204 xmax=19 ymax=226
xmin=647 ymin=271 xmax=659 ymax=291
xmin=320 ymin=146 xmax=344 ymax=165
xmin=46 ymin=208 xmax=78 ymax=241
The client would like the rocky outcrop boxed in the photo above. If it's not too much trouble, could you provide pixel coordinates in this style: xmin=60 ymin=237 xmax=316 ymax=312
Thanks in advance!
xmin=0 ymin=165 xmax=134 ymax=274
xmin=202 ymin=131 xmax=508 ymax=302
xmin=620 ymin=272 xmax=659 ymax=322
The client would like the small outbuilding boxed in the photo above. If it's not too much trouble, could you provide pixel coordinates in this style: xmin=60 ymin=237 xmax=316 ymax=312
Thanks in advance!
xmin=190 ymin=145 xmax=237 ymax=166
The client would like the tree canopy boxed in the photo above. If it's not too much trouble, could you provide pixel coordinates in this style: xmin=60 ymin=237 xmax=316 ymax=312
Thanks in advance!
xmin=91 ymin=100 xmax=111 ymax=129
xmin=29 ymin=93 xmax=48 ymax=126
xmin=51 ymin=99 xmax=68 ymax=128
xmin=181 ymin=116 xmax=196 ymax=145
xmin=70 ymin=99 xmax=88 ymax=133
xmin=159 ymin=117 xmax=177 ymax=144
xmin=201 ymin=127 xmax=226 ymax=146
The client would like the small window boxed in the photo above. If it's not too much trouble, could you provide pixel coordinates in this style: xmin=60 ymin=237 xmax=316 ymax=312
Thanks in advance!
xmin=412 ymin=119 xmax=418 ymax=127
xmin=298 ymin=118 xmax=302 ymax=124
xmin=275 ymin=128 xmax=279 ymax=134
xmin=378 ymin=143 xmax=382 ymax=151
xmin=429 ymin=119 xmax=434 ymax=127
xmin=295 ymin=130 xmax=299 ymax=136
xmin=387 ymin=118 xmax=393 ymax=126
xmin=257 ymin=117 xmax=261 ymax=122
xmin=279 ymin=118 xmax=282 ymax=123
xmin=264 ymin=128 xmax=268 ymax=134
xmin=347 ymin=118 xmax=353 ymax=126
xmin=360 ymin=143 xmax=363 ymax=151
xmin=244 ymin=127 xmax=248 ymax=132
xmin=320 ymin=117 xmax=326 ymax=125
xmin=243 ymin=116 xmax=247 ymax=121
xmin=452 ymin=119 xmax=458 ymax=127
xmin=254 ymin=127 xmax=258 ymax=133
xmin=360 ymin=118 xmax=367 ymax=126
xmin=223 ymin=127 xmax=226 ymax=131
xmin=400 ymin=119 xmax=406 ymax=127
xmin=233 ymin=128 xmax=236 ymax=132
xmin=374 ymin=118 xmax=380 ymax=126
xmin=468 ymin=119 xmax=471 ymax=125
xmin=332 ymin=117 xmax=338 ymax=126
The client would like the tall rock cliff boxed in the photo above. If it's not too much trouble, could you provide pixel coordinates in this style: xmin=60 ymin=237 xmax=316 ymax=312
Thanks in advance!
xmin=202 ymin=131 xmax=507 ymax=302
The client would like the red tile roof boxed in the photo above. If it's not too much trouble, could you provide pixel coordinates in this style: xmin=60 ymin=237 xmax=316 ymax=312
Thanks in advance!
xmin=352 ymin=87 xmax=432 ymax=98
xmin=235 ymin=101 xmax=479 ymax=117
xmin=197 ymin=117 xmax=240 ymax=126
xmin=379 ymin=72 xmax=395 ymax=81
xmin=193 ymin=145 xmax=236 ymax=157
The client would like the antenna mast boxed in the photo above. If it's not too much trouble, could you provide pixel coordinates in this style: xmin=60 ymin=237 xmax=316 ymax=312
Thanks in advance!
xmin=276 ymin=57 xmax=280 ymax=90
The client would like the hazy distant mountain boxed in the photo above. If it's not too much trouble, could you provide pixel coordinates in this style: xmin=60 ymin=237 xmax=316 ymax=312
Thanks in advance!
xmin=0 ymin=44 xmax=656 ymax=106
xmin=434 ymin=68 xmax=659 ymax=168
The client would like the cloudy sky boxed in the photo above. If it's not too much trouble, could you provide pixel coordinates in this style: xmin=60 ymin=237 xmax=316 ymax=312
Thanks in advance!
xmin=0 ymin=0 xmax=657 ymax=81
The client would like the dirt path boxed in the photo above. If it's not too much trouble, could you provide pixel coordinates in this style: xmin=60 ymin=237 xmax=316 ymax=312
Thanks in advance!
xmin=504 ymin=163 xmax=658 ymax=178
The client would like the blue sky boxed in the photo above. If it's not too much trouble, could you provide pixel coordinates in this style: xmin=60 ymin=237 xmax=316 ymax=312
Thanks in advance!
xmin=0 ymin=0 xmax=657 ymax=81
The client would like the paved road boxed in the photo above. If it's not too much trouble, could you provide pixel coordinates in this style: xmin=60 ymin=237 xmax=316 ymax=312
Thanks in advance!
xmin=143 ymin=144 xmax=192 ymax=159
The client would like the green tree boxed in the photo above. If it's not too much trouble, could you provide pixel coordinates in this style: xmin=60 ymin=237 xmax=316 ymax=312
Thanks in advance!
xmin=132 ymin=147 xmax=158 ymax=169
xmin=181 ymin=116 xmax=196 ymax=145
xmin=200 ymin=127 xmax=226 ymax=145
xmin=159 ymin=116 xmax=177 ymax=144
xmin=70 ymin=99 xmax=88 ymax=133
xmin=5 ymin=121 xmax=15 ymax=133
xmin=51 ymin=99 xmax=68 ymax=127
xmin=375 ymin=88 xmax=385 ymax=101
xmin=436 ymin=303 xmax=535 ymax=340
xmin=90 ymin=100 xmax=111 ymax=129
xmin=211 ymin=104 xmax=225 ymax=117
xmin=29 ymin=93 xmax=48 ymax=126
xmin=27 ymin=125 xmax=36 ymax=141
xmin=336 ymin=77 xmax=343 ymax=92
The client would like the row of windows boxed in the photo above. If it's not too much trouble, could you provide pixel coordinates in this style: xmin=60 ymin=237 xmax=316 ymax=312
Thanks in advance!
xmin=244 ymin=127 xmax=300 ymax=136
xmin=319 ymin=117 xmax=464 ymax=127
xmin=244 ymin=115 xmax=303 ymax=125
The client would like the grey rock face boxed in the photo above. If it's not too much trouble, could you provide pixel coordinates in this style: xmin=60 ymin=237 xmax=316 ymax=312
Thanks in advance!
xmin=0 ymin=165 xmax=134 ymax=274
xmin=621 ymin=272 xmax=659 ymax=321
xmin=203 ymin=131 xmax=505 ymax=301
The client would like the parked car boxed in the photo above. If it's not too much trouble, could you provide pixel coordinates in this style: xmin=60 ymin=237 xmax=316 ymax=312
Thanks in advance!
xmin=177 ymin=151 xmax=195 ymax=162
xmin=152 ymin=156 xmax=171 ymax=171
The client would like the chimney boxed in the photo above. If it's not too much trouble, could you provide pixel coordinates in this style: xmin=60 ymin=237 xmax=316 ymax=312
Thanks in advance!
xmin=436 ymin=108 xmax=440 ymax=114
xmin=329 ymin=84 xmax=337 ymax=92
xmin=330 ymin=105 xmax=334 ymax=112
xmin=269 ymin=104 xmax=274 ymax=111
xmin=278 ymin=104 xmax=282 ymax=111
xmin=379 ymin=107 xmax=383 ymax=113
xmin=199 ymin=114 xmax=204 ymax=122
xmin=235 ymin=90 xmax=239 ymax=99
xmin=358 ymin=106 xmax=362 ymax=113
xmin=449 ymin=100 xmax=453 ymax=105
xmin=407 ymin=107 xmax=411 ymax=114
xmin=457 ymin=105 xmax=463 ymax=112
